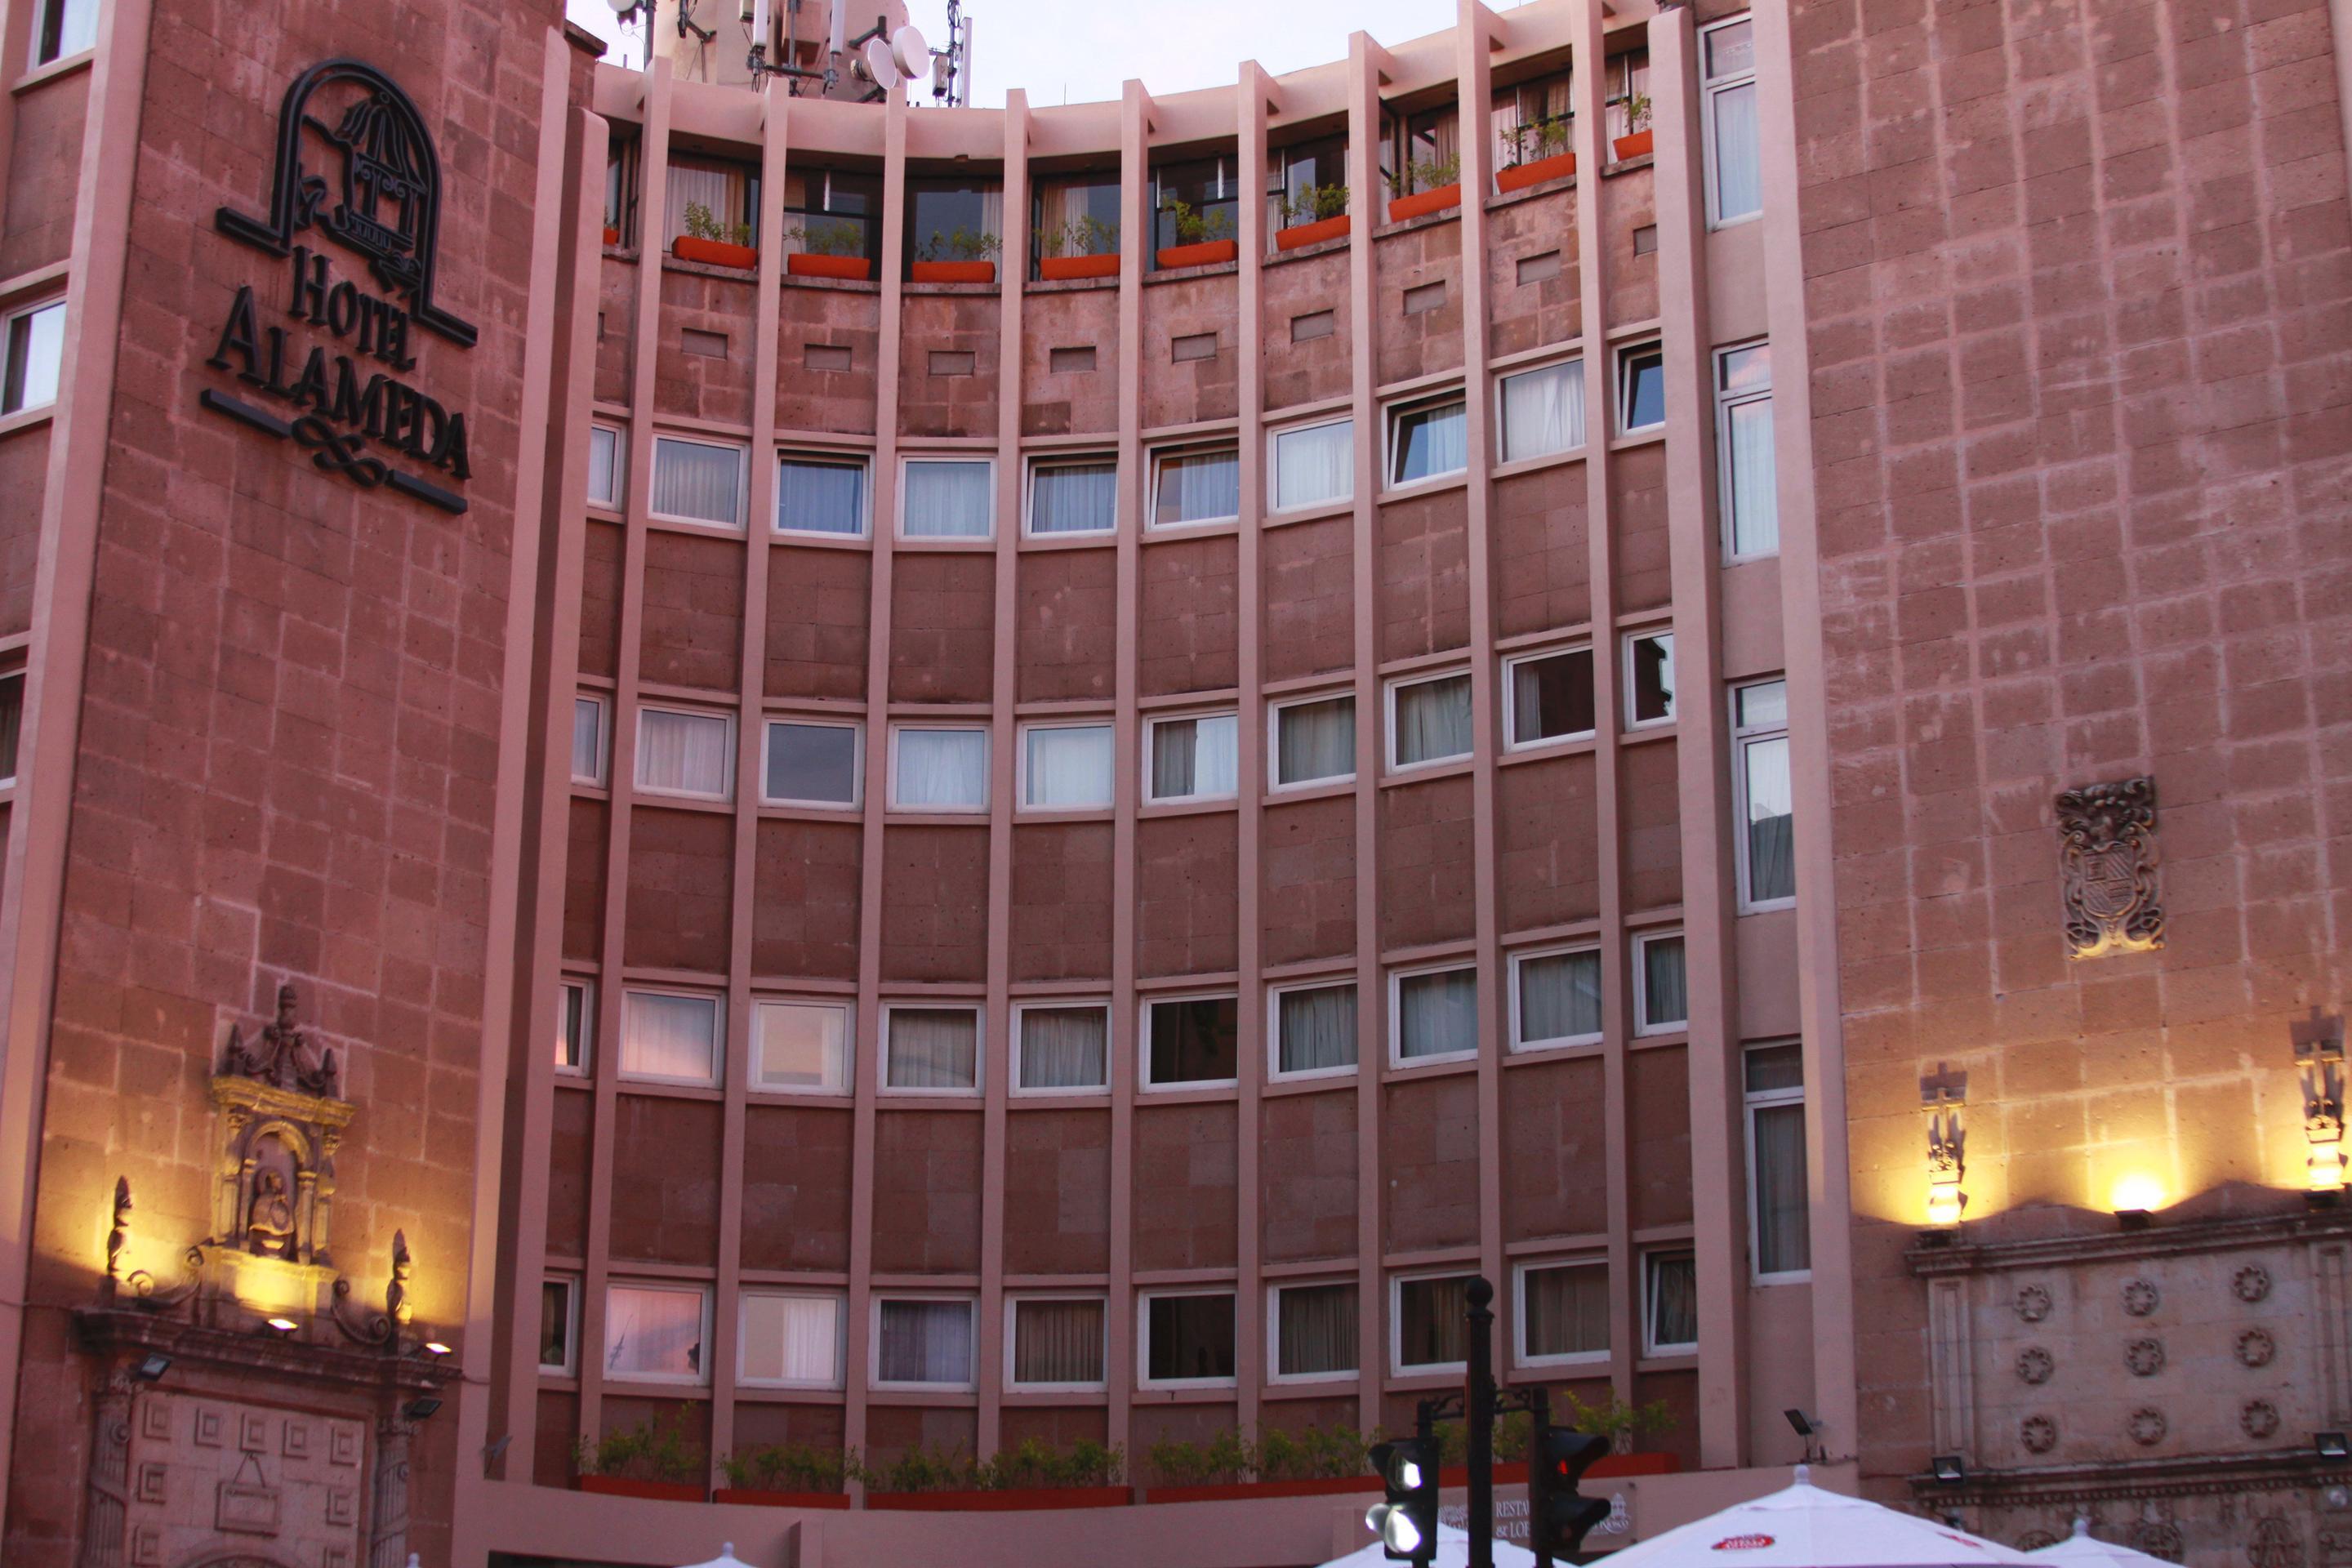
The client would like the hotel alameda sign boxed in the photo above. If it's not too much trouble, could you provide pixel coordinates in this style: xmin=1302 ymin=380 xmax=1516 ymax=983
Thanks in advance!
xmin=203 ymin=60 xmax=475 ymax=515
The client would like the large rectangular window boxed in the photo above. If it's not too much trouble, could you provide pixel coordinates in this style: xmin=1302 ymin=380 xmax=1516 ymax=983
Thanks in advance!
xmin=1388 ymin=396 xmax=1468 ymax=488
xmin=1394 ymin=1274 xmax=1472 ymax=1371
xmin=1271 ymin=419 xmax=1354 ymax=511
xmin=875 ymin=1297 xmax=977 ymax=1388
xmin=1147 ymin=712 xmax=1239 ymax=802
xmin=764 ymin=719 xmax=860 ymax=808
xmin=753 ymin=1000 xmax=852 ymax=1095
xmin=1634 ymin=932 xmax=1687 ymax=1036
xmin=1702 ymin=18 xmax=1762 ymax=225
xmin=619 ymin=990 xmax=722 ymax=1085
xmin=648 ymin=435 xmax=746 ymax=526
xmin=1273 ymin=695 xmax=1355 ymax=789
xmin=1617 ymin=343 xmax=1665 ymax=434
xmin=665 ymin=154 xmax=758 ymax=249
xmin=635 ymin=706 xmax=734 ymax=800
xmin=1746 ymin=1042 xmax=1811 ymax=1278
xmin=1518 ymin=1261 xmax=1608 ymax=1364
xmin=1393 ymin=965 xmax=1478 ymax=1064
xmin=889 ymin=726 xmax=988 ymax=812
xmin=1272 ymin=1281 xmax=1357 ymax=1381
xmin=1143 ymin=994 xmax=1239 ymax=1089
xmin=572 ymin=695 xmax=608 ymax=786
xmin=1014 ymin=1004 xmax=1109 ymax=1093
xmin=1151 ymin=444 xmax=1241 ymax=528
xmin=1143 ymin=1291 xmax=1236 ymax=1385
xmin=556 ymin=978 xmax=593 ymax=1076
xmin=1388 ymin=671 xmax=1473 ymax=771
xmin=883 ymin=1006 xmax=980 ymax=1094
xmin=605 ymin=1283 xmax=708 ymax=1382
xmin=1718 ymin=343 xmax=1778 ymax=558
xmin=587 ymin=425 xmax=623 ymax=508
xmin=2 ymin=299 xmax=65 ymax=416
xmin=777 ymin=453 xmax=869 ymax=537
xmin=1512 ymin=947 xmax=1601 ymax=1050
xmin=1022 ymin=723 xmax=1115 ymax=810
xmin=30 ymin=0 xmax=97 ymax=65
xmin=901 ymin=458 xmax=994 ymax=539
xmin=1625 ymin=631 xmax=1675 ymax=728
xmin=1735 ymin=679 xmax=1794 ymax=907
xmin=1499 ymin=358 xmax=1585 ymax=462
xmin=1506 ymin=648 xmax=1594 ymax=748
xmin=1028 ymin=457 xmax=1117 ymax=536
xmin=1009 ymin=1297 xmax=1107 ymax=1389
xmin=1643 ymin=1251 xmax=1698 ymax=1355
xmin=738 ymin=1293 xmax=844 ymax=1388
xmin=1272 ymin=981 xmax=1357 ymax=1079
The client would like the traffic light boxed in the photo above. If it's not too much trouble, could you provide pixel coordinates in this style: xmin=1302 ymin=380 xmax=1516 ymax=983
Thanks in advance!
xmin=1365 ymin=1436 xmax=1440 ymax=1563
xmin=1528 ymin=1423 xmax=1610 ymax=1565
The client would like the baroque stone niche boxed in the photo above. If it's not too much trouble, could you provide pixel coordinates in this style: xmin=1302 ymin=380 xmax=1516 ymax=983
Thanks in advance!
xmin=2055 ymin=777 xmax=2163 ymax=960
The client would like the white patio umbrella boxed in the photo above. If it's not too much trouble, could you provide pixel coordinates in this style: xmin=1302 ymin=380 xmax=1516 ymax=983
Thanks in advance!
xmin=2025 ymin=1519 xmax=2176 ymax=1567
xmin=675 ymin=1545 xmax=751 ymax=1568
xmin=1319 ymin=1521 xmax=1538 ymax=1568
xmin=1594 ymin=1467 xmax=2039 ymax=1568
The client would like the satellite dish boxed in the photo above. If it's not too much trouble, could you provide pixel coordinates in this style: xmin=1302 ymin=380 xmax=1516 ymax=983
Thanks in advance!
xmin=889 ymin=24 xmax=929 ymax=80
xmin=604 ymin=0 xmax=635 ymax=13
xmin=862 ymin=35 xmax=899 ymax=85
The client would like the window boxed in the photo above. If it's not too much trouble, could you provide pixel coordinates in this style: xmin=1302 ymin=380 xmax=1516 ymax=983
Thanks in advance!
xmin=1512 ymin=947 xmax=1601 ymax=1050
xmin=666 ymin=154 xmax=758 ymax=249
xmin=539 ymin=1277 xmax=577 ymax=1374
xmin=587 ymin=425 xmax=623 ymax=508
xmin=1490 ymin=68 xmax=1571 ymax=179
xmin=605 ymin=1282 xmax=708 ymax=1382
xmin=753 ymin=1000 xmax=852 ymax=1094
xmin=0 ymin=672 xmax=21 ymax=787
xmin=1717 ymin=343 xmax=1778 ymax=557
xmin=1009 ymin=1297 xmax=1107 ymax=1389
xmin=1271 ymin=419 xmax=1353 ymax=511
xmin=635 ymin=706 xmax=733 ymax=800
xmin=1392 ymin=965 xmax=1478 ymax=1064
xmin=556 ymin=978 xmax=593 ymax=1075
xmin=764 ymin=719 xmax=861 ymax=808
xmin=1272 ymin=1281 xmax=1357 ymax=1381
xmin=1022 ymin=723 xmax=1114 ymax=810
xmin=30 ymin=0 xmax=96 ymax=65
xmin=1151 ymin=444 xmax=1241 ymax=528
xmin=739 ymin=1293 xmax=844 ymax=1388
xmin=1617 ymin=344 xmax=1665 ymax=434
xmin=777 ymin=453 xmax=869 ymax=537
xmin=1149 ymin=152 xmax=1240 ymax=254
xmin=1028 ymin=457 xmax=1118 ymax=536
xmin=1146 ymin=712 xmax=1238 ymax=803
xmin=619 ymin=989 xmax=722 ymax=1085
xmin=649 ymin=435 xmax=746 ymax=525
xmin=1746 ymin=1043 xmax=1811 ymax=1278
xmin=889 ymin=726 xmax=988 ymax=812
xmin=2 ymin=299 xmax=65 ymax=416
xmin=1382 ymin=103 xmax=1461 ymax=198
xmin=1518 ymin=1261 xmax=1608 ymax=1364
xmin=1735 ymin=679 xmax=1794 ymax=906
xmin=883 ymin=1005 xmax=981 ymax=1094
xmin=1634 ymin=932 xmax=1687 ymax=1036
xmin=1143 ymin=1290 xmax=1236 ymax=1385
xmin=1606 ymin=47 xmax=1653 ymax=145
xmin=875 ymin=1297 xmax=977 ymax=1388
xmin=1642 ymin=1251 xmax=1698 ymax=1355
xmin=905 ymin=175 xmax=1004 ymax=275
xmin=1014 ymin=1004 xmax=1109 ymax=1093
xmin=1143 ymin=994 xmax=1239 ymax=1089
xmin=1388 ymin=671 xmax=1473 ymax=771
xmin=1702 ymin=19 xmax=1762 ymax=225
xmin=1272 ymin=981 xmax=1357 ymax=1079
xmin=1389 ymin=396 xmax=1468 ymax=488
xmin=1273 ymin=694 xmax=1355 ymax=789
xmin=1498 ymin=358 xmax=1585 ymax=462
xmin=1394 ymin=1274 xmax=1472 ymax=1372
xmin=901 ymin=457 xmax=994 ymax=539
xmin=1505 ymin=648 xmax=1594 ymax=748
xmin=571 ymin=696 xmax=608 ymax=786
xmin=1625 ymin=631 xmax=1675 ymax=728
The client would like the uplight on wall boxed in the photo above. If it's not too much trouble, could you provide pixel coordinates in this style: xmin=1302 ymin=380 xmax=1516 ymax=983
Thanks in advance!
xmin=1923 ymin=1091 xmax=1965 ymax=1230
xmin=2109 ymin=1173 xmax=2163 ymax=1228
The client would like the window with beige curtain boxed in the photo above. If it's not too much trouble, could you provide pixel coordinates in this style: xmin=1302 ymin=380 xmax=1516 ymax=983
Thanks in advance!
xmin=649 ymin=436 xmax=744 ymax=525
xmin=875 ymin=1297 xmax=975 ymax=1386
xmin=1010 ymin=1298 xmax=1106 ymax=1387
xmin=1644 ymin=1251 xmax=1698 ymax=1352
xmin=664 ymin=155 xmax=755 ymax=246
xmin=635 ymin=707 xmax=733 ymax=799
xmin=1275 ymin=695 xmax=1355 ymax=786
xmin=1396 ymin=967 xmax=1477 ymax=1061
xmin=619 ymin=990 xmax=720 ymax=1084
xmin=738 ymin=1293 xmax=841 ymax=1386
xmin=1396 ymin=1275 xmax=1472 ymax=1369
xmin=1275 ymin=1282 xmax=1357 ymax=1379
xmin=1276 ymin=983 xmax=1357 ymax=1076
xmin=1391 ymin=673 xmax=1473 ymax=768
xmin=885 ymin=1007 xmax=979 ymax=1091
xmin=1521 ymin=1263 xmax=1609 ymax=1360
xmin=1514 ymin=948 xmax=1601 ymax=1047
xmin=1018 ymin=1006 xmax=1108 ymax=1091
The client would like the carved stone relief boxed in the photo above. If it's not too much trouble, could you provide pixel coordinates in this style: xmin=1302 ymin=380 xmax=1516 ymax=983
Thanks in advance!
xmin=2127 ymin=1408 xmax=2168 ymax=1446
xmin=2123 ymin=1277 xmax=2160 ymax=1317
xmin=2056 ymin=777 xmax=2163 ymax=959
xmin=95 ymin=1393 xmax=368 ymax=1568
xmin=2017 ymin=1347 xmax=2054 ymax=1385
xmin=2242 ymin=1400 xmax=2280 ymax=1441
xmin=2126 ymin=1339 xmax=2165 ymax=1377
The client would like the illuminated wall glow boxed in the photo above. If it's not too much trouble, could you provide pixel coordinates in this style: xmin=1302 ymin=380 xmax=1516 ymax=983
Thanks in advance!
xmin=2109 ymin=1173 xmax=2165 ymax=1214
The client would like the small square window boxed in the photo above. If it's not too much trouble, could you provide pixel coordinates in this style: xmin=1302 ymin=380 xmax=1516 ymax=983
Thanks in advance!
xmin=754 ymin=1000 xmax=852 ymax=1094
xmin=1272 ymin=694 xmax=1355 ymax=789
xmin=1143 ymin=1290 xmax=1236 ymax=1385
xmin=1271 ymin=419 xmax=1354 ymax=511
xmin=1388 ymin=671 xmax=1473 ymax=771
xmin=649 ymin=435 xmax=746 ymax=526
xmin=30 ymin=0 xmax=96 ymax=66
xmin=587 ymin=425 xmax=623 ymax=509
xmin=1272 ymin=1281 xmax=1357 ymax=1381
xmin=1028 ymin=457 xmax=1118 ymax=536
xmin=1498 ymin=359 xmax=1585 ymax=462
xmin=1643 ymin=1251 xmax=1698 ymax=1355
xmin=1624 ymin=632 xmax=1675 ymax=728
xmin=605 ymin=1282 xmax=709 ymax=1382
xmin=1152 ymin=444 xmax=1241 ymax=528
xmin=1146 ymin=712 xmax=1239 ymax=802
xmin=777 ymin=454 xmax=870 ymax=537
xmin=875 ymin=1296 xmax=977 ymax=1388
xmin=890 ymin=726 xmax=988 ymax=812
xmin=539 ymin=1276 xmax=578 ymax=1374
xmin=884 ymin=1005 xmax=981 ymax=1094
xmin=1014 ymin=1004 xmax=1109 ymax=1093
xmin=1388 ymin=398 xmax=1468 ymax=488
xmin=619 ymin=990 xmax=722 ymax=1085
xmin=739 ymin=1293 xmax=844 ymax=1387
xmin=572 ymin=696 xmax=608 ymax=786
xmin=1143 ymin=994 xmax=1238 ymax=1089
xmin=635 ymin=706 xmax=734 ymax=800
xmin=1272 ymin=981 xmax=1356 ymax=1079
xmin=1505 ymin=648 xmax=1594 ymax=747
xmin=556 ymin=979 xmax=594 ymax=1075
xmin=1394 ymin=1273 xmax=1473 ymax=1371
xmin=1617 ymin=345 xmax=1665 ymax=434
xmin=764 ymin=719 xmax=861 ymax=807
xmin=2 ymin=299 xmax=65 ymax=416
xmin=1022 ymin=723 xmax=1115 ymax=810
xmin=1634 ymin=932 xmax=1687 ymax=1036
xmin=1009 ymin=1297 xmax=1107 ymax=1388
xmin=902 ymin=457 xmax=995 ymax=538
xmin=1392 ymin=965 xmax=1478 ymax=1063
xmin=1511 ymin=947 xmax=1601 ymax=1049
xmin=1519 ymin=1261 xmax=1608 ymax=1364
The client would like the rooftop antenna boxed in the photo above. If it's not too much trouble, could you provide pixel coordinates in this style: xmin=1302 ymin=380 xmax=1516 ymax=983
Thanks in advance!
xmin=928 ymin=0 xmax=969 ymax=106
xmin=605 ymin=0 xmax=652 ymax=70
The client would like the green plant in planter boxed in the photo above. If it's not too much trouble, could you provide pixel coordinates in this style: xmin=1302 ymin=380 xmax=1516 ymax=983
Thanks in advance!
xmin=1505 ymin=116 xmax=1573 ymax=167
xmin=1279 ymin=183 xmax=1351 ymax=226
xmin=790 ymin=218 xmax=866 ymax=257
xmin=854 ymin=1441 xmax=982 ymax=1494
xmin=576 ymin=1414 xmax=706 ymax=1483
xmin=1558 ymin=1388 xmax=1675 ymax=1454
xmin=980 ymin=1437 xmax=1125 ymax=1490
xmin=915 ymin=225 xmax=1002 ymax=263
xmin=682 ymin=201 xmax=753 ymax=249
xmin=717 ymin=1441 xmax=858 ymax=1494
xmin=1041 ymin=213 xmax=1120 ymax=259
xmin=1252 ymin=1422 xmax=1375 ymax=1481
xmin=1623 ymin=92 xmax=1653 ymax=136
xmin=1387 ymin=153 xmax=1462 ymax=196
xmin=1165 ymin=199 xmax=1236 ymax=247
xmin=1144 ymin=1425 xmax=1252 ymax=1486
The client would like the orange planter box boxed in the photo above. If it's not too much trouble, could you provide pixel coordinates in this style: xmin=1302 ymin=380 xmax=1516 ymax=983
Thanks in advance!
xmin=672 ymin=235 xmax=756 ymax=270
xmin=1144 ymin=1475 xmax=1383 ymax=1504
xmin=1275 ymin=214 xmax=1350 ymax=251
xmin=1387 ymin=183 xmax=1463 ymax=223
xmin=1039 ymin=253 xmax=1120 ymax=281
xmin=1497 ymin=151 xmax=1577 ymax=192
xmin=911 ymin=260 xmax=996 ymax=284
xmin=1155 ymin=239 xmax=1238 ymax=270
xmin=601 ymin=225 xmax=620 ymax=247
xmin=866 ymin=1486 xmax=1133 ymax=1511
xmin=786 ymin=252 xmax=872 ymax=281
xmin=1612 ymin=129 xmax=1655 ymax=162
xmin=710 ymin=1488 xmax=852 ymax=1508
xmin=577 ymin=1475 xmax=705 ymax=1502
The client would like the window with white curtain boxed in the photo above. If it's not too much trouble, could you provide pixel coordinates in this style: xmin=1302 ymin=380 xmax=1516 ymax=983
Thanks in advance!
xmin=738 ymin=1293 xmax=844 ymax=1387
xmin=2 ymin=298 xmax=65 ymax=416
xmin=1272 ymin=1281 xmax=1357 ymax=1380
xmin=883 ymin=1005 xmax=980 ymax=1093
xmin=539 ymin=1276 xmax=577 ymax=1373
xmin=764 ymin=719 xmax=861 ymax=808
xmin=1272 ymin=982 xmax=1357 ymax=1079
xmin=635 ymin=706 xmax=734 ymax=800
xmin=890 ymin=726 xmax=988 ymax=812
xmin=619 ymin=990 xmax=722 ymax=1084
xmin=901 ymin=457 xmax=995 ymax=538
xmin=1143 ymin=994 xmax=1239 ymax=1088
xmin=1746 ymin=1042 xmax=1811 ymax=1278
xmin=1028 ymin=457 xmax=1118 ymax=536
xmin=1151 ymin=444 xmax=1241 ymax=528
xmin=754 ymin=1000 xmax=851 ymax=1094
xmin=1635 ymin=932 xmax=1687 ymax=1036
xmin=1388 ymin=671 xmax=1473 ymax=770
xmin=587 ymin=425 xmax=623 ymax=508
xmin=557 ymin=978 xmax=593 ymax=1074
xmin=1394 ymin=1274 xmax=1472 ymax=1371
xmin=1624 ymin=631 xmax=1675 ymax=728
xmin=1498 ymin=357 xmax=1585 ymax=462
xmin=1143 ymin=1291 xmax=1236 ymax=1385
xmin=875 ymin=1296 xmax=977 ymax=1388
xmin=1703 ymin=18 xmax=1762 ymax=226
xmin=1271 ymin=418 xmax=1354 ymax=511
xmin=1392 ymin=965 xmax=1478 ymax=1063
xmin=1735 ymin=679 xmax=1794 ymax=907
xmin=1022 ymin=723 xmax=1115 ymax=810
xmin=1014 ymin=1004 xmax=1109 ymax=1092
xmin=605 ymin=1283 xmax=708 ymax=1382
xmin=1009 ymin=1297 xmax=1107 ymax=1388
xmin=572 ymin=696 xmax=608 ymax=785
xmin=1643 ymin=1250 xmax=1699 ymax=1354
xmin=777 ymin=453 xmax=869 ymax=537
xmin=1505 ymin=648 xmax=1594 ymax=748
xmin=649 ymin=435 xmax=746 ymax=525
xmin=1717 ymin=343 xmax=1778 ymax=558
xmin=1518 ymin=1261 xmax=1609 ymax=1363
xmin=1146 ymin=712 xmax=1238 ymax=802
xmin=1273 ymin=694 xmax=1356 ymax=789
xmin=1617 ymin=343 xmax=1665 ymax=434
xmin=1512 ymin=947 xmax=1601 ymax=1050
xmin=1388 ymin=396 xmax=1468 ymax=488
xmin=30 ymin=0 xmax=96 ymax=66
xmin=665 ymin=154 xmax=756 ymax=248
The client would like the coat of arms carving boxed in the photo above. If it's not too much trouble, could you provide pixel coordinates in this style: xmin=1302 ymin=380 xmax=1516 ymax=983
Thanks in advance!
xmin=2056 ymin=777 xmax=2163 ymax=959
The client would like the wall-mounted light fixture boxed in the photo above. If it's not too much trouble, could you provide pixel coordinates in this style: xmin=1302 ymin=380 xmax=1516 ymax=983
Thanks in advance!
xmin=263 ymin=1316 xmax=298 ymax=1335
xmin=2317 ymin=1431 xmax=2350 ymax=1463
xmin=403 ymin=1396 xmax=443 ymax=1422
xmin=130 ymin=1353 xmax=172 ymax=1383
xmin=2298 ymin=1013 xmax=2346 ymax=1205
xmin=1929 ymin=1455 xmax=1966 ymax=1484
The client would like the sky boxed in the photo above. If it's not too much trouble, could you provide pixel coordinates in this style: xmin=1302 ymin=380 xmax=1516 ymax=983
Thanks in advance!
xmin=563 ymin=0 xmax=1486 ymax=107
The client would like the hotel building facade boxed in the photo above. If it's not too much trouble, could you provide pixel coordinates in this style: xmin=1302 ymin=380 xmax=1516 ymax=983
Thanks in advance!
xmin=0 ymin=0 xmax=2346 ymax=1564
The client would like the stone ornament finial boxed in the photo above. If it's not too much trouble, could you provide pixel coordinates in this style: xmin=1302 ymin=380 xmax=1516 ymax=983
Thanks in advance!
xmin=220 ymin=982 xmax=341 ymax=1098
